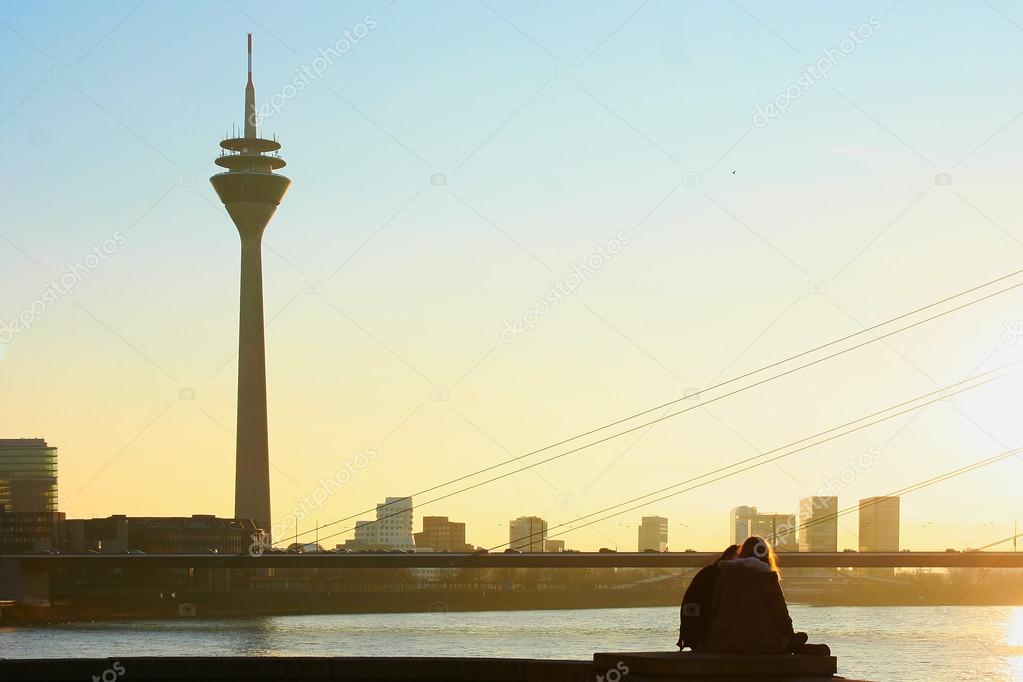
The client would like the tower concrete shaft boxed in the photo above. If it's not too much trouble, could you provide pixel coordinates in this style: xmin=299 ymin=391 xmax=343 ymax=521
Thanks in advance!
xmin=210 ymin=34 xmax=290 ymax=538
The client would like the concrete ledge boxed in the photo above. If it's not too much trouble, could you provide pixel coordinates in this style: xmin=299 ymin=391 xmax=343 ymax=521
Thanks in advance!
xmin=0 ymin=657 xmax=594 ymax=682
xmin=0 ymin=655 xmax=866 ymax=682
xmin=593 ymin=652 xmax=837 ymax=680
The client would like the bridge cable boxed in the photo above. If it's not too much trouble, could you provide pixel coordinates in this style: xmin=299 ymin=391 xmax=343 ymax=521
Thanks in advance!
xmin=776 ymin=448 xmax=1023 ymax=548
xmin=282 ymin=269 xmax=1023 ymax=545
xmin=531 ymin=438 xmax=1023 ymax=551
xmin=315 ymin=362 xmax=1014 ymax=548
xmin=482 ymin=369 xmax=1016 ymax=550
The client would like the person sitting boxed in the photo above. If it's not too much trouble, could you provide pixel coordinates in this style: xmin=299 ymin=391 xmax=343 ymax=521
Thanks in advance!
xmin=700 ymin=535 xmax=830 ymax=656
xmin=677 ymin=544 xmax=738 ymax=650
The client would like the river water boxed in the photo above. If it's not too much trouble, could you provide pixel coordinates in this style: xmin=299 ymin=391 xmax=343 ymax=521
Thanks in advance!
xmin=2 ymin=606 xmax=1022 ymax=681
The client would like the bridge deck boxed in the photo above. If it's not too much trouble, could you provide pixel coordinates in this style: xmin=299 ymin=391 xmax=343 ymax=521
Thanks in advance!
xmin=5 ymin=551 xmax=1022 ymax=569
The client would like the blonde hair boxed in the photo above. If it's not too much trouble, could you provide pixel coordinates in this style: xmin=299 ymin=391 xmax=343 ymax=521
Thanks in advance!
xmin=739 ymin=535 xmax=779 ymax=574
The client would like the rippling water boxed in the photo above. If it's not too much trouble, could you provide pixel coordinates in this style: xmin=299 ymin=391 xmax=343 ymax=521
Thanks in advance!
xmin=2 ymin=606 xmax=1022 ymax=681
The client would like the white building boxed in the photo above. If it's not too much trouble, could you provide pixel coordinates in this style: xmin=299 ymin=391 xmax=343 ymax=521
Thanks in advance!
xmin=351 ymin=496 xmax=416 ymax=550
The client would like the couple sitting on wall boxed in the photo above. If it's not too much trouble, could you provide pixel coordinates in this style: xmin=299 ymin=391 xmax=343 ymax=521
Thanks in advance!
xmin=678 ymin=535 xmax=830 ymax=656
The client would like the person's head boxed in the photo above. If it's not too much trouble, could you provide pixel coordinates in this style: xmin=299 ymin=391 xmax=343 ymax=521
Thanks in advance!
xmin=717 ymin=544 xmax=739 ymax=563
xmin=738 ymin=535 xmax=779 ymax=573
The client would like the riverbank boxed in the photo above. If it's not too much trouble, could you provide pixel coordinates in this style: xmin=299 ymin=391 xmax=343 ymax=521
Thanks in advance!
xmin=4 ymin=587 xmax=682 ymax=624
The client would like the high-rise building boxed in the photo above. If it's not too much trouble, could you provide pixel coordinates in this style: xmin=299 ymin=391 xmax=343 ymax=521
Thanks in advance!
xmin=414 ymin=516 xmax=473 ymax=552
xmin=859 ymin=496 xmax=900 ymax=552
xmin=730 ymin=506 xmax=756 ymax=545
xmin=638 ymin=516 xmax=668 ymax=552
xmin=210 ymin=34 xmax=291 ymax=538
xmin=730 ymin=506 xmax=796 ymax=552
xmin=509 ymin=516 xmax=547 ymax=552
xmin=759 ymin=513 xmax=797 ymax=552
xmin=351 ymin=497 xmax=415 ymax=550
xmin=0 ymin=438 xmax=58 ymax=513
xmin=799 ymin=496 xmax=838 ymax=552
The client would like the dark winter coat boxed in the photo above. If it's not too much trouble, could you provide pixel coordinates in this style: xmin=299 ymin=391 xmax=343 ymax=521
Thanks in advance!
xmin=677 ymin=563 xmax=720 ymax=649
xmin=699 ymin=557 xmax=795 ymax=654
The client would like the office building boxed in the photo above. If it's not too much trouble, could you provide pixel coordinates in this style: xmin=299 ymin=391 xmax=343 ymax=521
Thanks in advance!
xmin=64 ymin=514 xmax=260 ymax=554
xmin=509 ymin=516 xmax=547 ymax=552
xmin=731 ymin=506 xmax=756 ymax=544
xmin=799 ymin=496 xmax=838 ymax=552
xmin=414 ymin=516 xmax=473 ymax=552
xmin=350 ymin=496 xmax=415 ymax=550
xmin=859 ymin=496 xmax=900 ymax=552
xmin=759 ymin=513 xmax=797 ymax=552
xmin=638 ymin=516 xmax=668 ymax=552
xmin=730 ymin=506 xmax=796 ymax=552
xmin=0 ymin=511 xmax=65 ymax=553
xmin=0 ymin=438 xmax=58 ymax=513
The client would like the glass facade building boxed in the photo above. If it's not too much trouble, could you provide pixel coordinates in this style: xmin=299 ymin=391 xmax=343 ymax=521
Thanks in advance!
xmin=65 ymin=514 xmax=260 ymax=554
xmin=0 ymin=438 xmax=58 ymax=513
xmin=0 ymin=511 xmax=65 ymax=552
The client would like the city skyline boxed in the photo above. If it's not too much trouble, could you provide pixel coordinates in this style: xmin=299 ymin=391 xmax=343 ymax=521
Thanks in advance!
xmin=0 ymin=432 xmax=939 ymax=553
xmin=3 ymin=2 xmax=1023 ymax=553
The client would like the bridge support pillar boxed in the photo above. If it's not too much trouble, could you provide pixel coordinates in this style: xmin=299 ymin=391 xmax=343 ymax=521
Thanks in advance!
xmin=0 ymin=559 xmax=51 ymax=607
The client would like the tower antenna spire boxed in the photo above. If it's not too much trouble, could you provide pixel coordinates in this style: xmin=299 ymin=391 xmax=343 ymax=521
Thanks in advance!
xmin=244 ymin=32 xmax=256 ymax=138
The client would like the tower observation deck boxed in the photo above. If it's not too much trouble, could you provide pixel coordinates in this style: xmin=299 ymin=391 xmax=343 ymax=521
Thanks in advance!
xmin=210 ymin=33 xmax=291 ymax=539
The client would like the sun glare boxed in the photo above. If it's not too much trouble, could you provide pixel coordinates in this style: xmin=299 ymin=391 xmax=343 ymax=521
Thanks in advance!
xmin=1006 ymin=607 xmax=1023 ymax=649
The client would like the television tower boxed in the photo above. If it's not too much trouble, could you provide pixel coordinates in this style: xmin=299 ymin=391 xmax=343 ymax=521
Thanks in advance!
xmin=210 ymin=34 xmax=290 ymax=538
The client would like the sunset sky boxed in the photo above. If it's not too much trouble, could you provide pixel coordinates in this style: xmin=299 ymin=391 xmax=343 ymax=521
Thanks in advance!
xmin=3 ymin=0 xmax=1023 ymax=552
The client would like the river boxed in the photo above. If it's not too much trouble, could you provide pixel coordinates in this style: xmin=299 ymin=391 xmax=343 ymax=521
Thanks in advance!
xmin=2 ymin=605 xmax=1022 ymax=681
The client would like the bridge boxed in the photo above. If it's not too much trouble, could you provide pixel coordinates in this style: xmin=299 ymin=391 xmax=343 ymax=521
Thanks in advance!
xmin=3 ymin=550 xmax=1017 ymax=612
xmin=6 ymin=550 xmax=1023 ymax=569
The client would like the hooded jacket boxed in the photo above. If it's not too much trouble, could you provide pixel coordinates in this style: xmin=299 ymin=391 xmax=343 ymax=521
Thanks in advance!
xmin=699 ymin=557 xmax=795 ymax=654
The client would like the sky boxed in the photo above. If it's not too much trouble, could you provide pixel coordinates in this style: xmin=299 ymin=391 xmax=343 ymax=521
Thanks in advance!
xmin=3 ymin=0 xmax=1023 ymax=552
